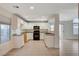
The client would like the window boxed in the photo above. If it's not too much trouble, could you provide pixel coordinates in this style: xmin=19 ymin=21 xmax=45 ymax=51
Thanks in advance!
xmin=50 ymin=25 xmax=54 ymax=31
xmin=73 ymin=18 xmax=79 ymax=35
xmin=0 ymin=24 xmax=10 ymax=44
xmin=48 ymin=19 xmax=55 ymax=32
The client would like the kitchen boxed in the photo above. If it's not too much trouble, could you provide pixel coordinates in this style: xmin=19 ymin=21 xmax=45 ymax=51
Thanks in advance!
xmin=11 ymin=14 xmax=59 ymax=49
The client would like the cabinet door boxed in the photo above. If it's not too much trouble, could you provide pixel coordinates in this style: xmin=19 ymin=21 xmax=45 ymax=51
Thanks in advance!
xmin=24 ymin=33 xmax=27 ymax=43
xmin=1 ymin=24 xmax=10 ymax=43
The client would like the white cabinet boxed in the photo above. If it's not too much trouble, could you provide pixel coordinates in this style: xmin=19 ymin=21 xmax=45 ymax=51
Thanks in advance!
xmin=44 ymin=33 xmax=55 ymax=48
xmin=12 ymin=35 xmax=24 ymax=48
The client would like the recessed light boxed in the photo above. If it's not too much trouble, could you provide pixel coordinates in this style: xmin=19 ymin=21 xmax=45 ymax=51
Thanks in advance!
xmin=30 ymin=6 xmax=34 ymax=10
xmin=13 ymin=5 xmax=19 ymax=8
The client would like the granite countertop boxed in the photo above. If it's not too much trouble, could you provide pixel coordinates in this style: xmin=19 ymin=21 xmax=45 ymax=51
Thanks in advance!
xmin=45 ymin=33 xmax=55 ymax=35
xmin=21 ymin=29 xmax=48 ymax=33
xmin=12 ymin=34 xmax=22 ymax=36
xmin=12 ymin=29 xmax=55 ymax=36
xmin=45 ymin=32 xmax=55 ymax=36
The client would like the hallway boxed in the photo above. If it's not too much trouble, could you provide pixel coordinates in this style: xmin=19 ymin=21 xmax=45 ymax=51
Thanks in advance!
xmin=5 ymin=40 xmax=59 ymax=56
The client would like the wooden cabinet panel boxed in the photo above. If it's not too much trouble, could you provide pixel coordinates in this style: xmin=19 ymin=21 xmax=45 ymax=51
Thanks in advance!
xmin=23 ymin=32 xmax=27 ymax=43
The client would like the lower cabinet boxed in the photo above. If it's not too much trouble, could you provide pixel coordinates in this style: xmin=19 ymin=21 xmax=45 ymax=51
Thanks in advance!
xmin=13 ymin=35 xmax=24 ymax=48
xmin=22 ymin=32 xmax=27 ymax=43
xmin=44 ymin=33 xmax=55 ymax=48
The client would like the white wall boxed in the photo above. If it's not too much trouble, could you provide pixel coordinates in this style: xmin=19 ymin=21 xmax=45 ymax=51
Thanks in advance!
xmin=0 ymin=15 xmax=10 ymax=24
xmin=59 ymin=8 xmax=78 ymax=21
xmin=62 ymin=21 xmax=78 ymax=40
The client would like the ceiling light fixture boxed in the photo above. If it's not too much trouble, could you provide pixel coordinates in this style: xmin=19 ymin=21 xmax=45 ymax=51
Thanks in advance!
xmin=30 ymin=6 xmax=34 ymax=10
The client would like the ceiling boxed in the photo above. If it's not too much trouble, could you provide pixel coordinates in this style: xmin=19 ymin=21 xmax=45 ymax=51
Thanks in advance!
xmin=0 ymin=3 xmax=78 ymax=21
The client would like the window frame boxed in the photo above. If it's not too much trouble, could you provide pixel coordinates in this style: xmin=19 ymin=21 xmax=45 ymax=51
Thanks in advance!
xmin=0 ymin=23 xmax=11 ymax=44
